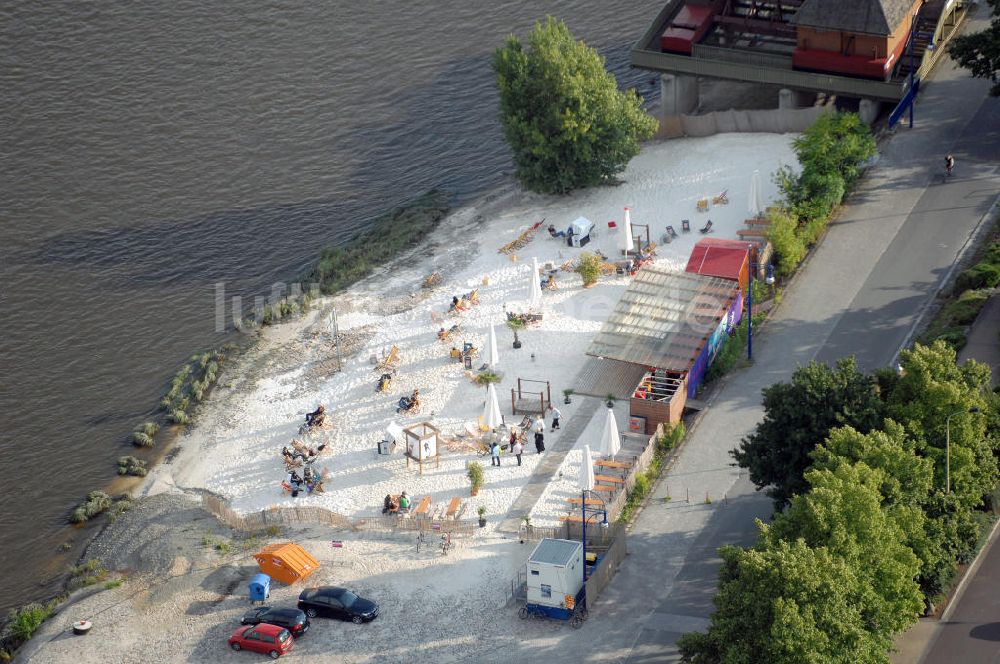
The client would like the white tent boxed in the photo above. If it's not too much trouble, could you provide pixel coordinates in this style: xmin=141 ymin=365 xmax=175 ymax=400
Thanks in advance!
xmin=529 ymin=257 xmax=543 ymax=308
xmin=749 ymin=170 xmax=765 ymax=218
xmin=600 ymin=407 xmax=621 ymax=459
xmin=579 ymin=445 xmax=595 ymax=492
xmin=620 ymin=207 xmax=634 ymax=253
xmin=482 ymin=382 xmax=503 ymax=430
xmin=487 ymin=323 xmax=499 ymax=368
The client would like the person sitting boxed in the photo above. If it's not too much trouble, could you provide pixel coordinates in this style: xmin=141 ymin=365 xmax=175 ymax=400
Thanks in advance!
xmin=543 ymin=274 xmax=558 ymax=290
xmin=548 ymin=224 xmax=567 ymax=238
xmin=303 ymin=466 xmax=315 ymax=484
xmin=398 ymin=492 xmax=412 ymax=513
xmin=449 ymin=295 xmax=460 ymax=312
xmin=288 ymin=470 xmax=303 ymax=487
xmin=377 ymin=372 xmax=392 ymax=392
xmin=305 ymin=405 xmax=326 ymax=429
xmin=382 ymin=494 xmax=399 ymax=514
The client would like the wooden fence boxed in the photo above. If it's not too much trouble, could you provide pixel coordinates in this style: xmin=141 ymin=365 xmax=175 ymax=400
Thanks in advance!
xmin=201 ymin=494 xmax=476 ymax=537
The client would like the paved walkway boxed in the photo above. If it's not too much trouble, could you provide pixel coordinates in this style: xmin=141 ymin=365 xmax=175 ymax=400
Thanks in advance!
xmin=959 ymin=291 xmax=1000 ymax=387
xmin=500 ymin=7 xmax=1000 ymax=664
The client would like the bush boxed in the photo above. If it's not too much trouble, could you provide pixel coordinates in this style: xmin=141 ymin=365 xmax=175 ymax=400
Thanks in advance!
xmin=956 ymin=261 xmax=1000 ymax=291
xmin=117 ymin=456 xmax=147 ymax=477
xmin=5 ymin=601 xmax=57 ymax=643
xmin=309 ymin=189 xmax=451 ymax=295
xmin=138 ymin=421 xmax=159 ymax=437
xmin=168 ymin=409 xmax=190 ymax=425
xmin=943 ymin=289 xmax=990 ymax=325
xmin=474 ymin=370 xmax=502 ymax=386
xmin=766 ymin=208 xmax=807 ymax=278
xmin=467 ymin=462 xmax=485 ymax=493
xmin=575 ymin=252 xmax=603 ymax=287
xmin=131 ymin=432 xmax=154 ymax=448
xmin=69 ymin=491 xmax=113 ymax=523
xmin=68 ymin=559 xmax=107 ymax=590
xmin=633 ymin=473 xmax=650 ymax=498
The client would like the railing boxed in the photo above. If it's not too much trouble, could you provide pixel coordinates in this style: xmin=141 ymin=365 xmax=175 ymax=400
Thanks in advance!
xmin=692 ymin=44 xmax=793 ymax=70
xmin=585 ymin=523 xmax=629 ymax=605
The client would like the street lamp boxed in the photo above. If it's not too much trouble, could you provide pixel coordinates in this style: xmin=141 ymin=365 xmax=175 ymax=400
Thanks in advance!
xmin=945 ymin=406 xmax=980 ymax=494
xmin=580 ymin=490 xmax=608 ymax=583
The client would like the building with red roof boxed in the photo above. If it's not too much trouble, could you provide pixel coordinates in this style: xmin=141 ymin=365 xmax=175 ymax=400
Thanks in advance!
xmin=685 ymin=238 xmax=753 ymax=294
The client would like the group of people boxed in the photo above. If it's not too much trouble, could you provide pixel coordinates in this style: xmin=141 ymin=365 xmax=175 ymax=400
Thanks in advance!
xmin=487 ymin=406 xmax=562 ymax=466
xmin=396 ymin=389 xmax=421 ymax=414
xmin=381 ymin=491 xmax=412 ymax=514
xmin=283 ymin=464 xmax=326 ymax=497
xmin=448 ymin=290 xmax=479 ymax=314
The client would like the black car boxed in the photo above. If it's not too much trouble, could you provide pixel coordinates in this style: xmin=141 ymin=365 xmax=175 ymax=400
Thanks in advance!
xmin=240 ymin=606 xmax=310 ymax=637
xmin=297 ymin=586 xmax=380 ymax=624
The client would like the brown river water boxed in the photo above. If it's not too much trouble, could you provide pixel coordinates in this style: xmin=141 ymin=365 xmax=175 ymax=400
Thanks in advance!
xmin=0 ymin=0 xmax=662 ymax=611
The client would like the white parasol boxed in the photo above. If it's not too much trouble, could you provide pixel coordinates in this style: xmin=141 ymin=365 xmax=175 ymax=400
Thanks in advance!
xmin=749 ymin=170 xmax=765 ymax=218
xmin=600 ymin=406 xmax=621 ymax=458
xmin=529 ymin=257 xmax=543 ymax=308
xmin=487 ymin=323 xmax=499 ymax=368
xmin=482 ymin=382 xmax=503 ymax=430
xmin=580 ymin=445 xmax=595 ymax=492
xmin=620 ymin=207 xmax=635 ymax=253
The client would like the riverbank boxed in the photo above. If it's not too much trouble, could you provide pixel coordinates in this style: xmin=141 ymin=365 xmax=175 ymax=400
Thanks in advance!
xmin=17 ymin=132 xmax=800 ymax=662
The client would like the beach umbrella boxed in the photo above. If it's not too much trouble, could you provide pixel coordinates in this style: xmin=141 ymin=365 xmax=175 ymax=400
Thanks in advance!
xmin=482 ymin=382 xmax=503 ymax=430
xmin=529 ymin=257 xmax=543 ymax=308
xmin=620 ymin=207 xmax=635 ymax=253
xmin=600 ymin=406 xmax=621 ymax=459
xmin=487 ymin=323 xmax=499 ymax=368
xmin=749 ymin=170 xmax=765 ymax=218
xmin=579 ymin=445 xmax=595 ymax=492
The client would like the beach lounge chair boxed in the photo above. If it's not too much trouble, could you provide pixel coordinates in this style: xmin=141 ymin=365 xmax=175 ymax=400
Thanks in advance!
xmin=712 ymin=190 xmax=729 ymax=205
xmin=697 ymin=198 xmax=709 ymax=212
xmin=699 ymin=220 xmax=714 ymax=234
xmin=661 ymin=226 xmax=677 ymax=244
xmin=682 ymin=219 xmax=691 ymax=233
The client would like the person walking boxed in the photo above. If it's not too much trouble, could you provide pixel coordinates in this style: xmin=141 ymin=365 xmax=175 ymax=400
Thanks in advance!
xmin=945 ymin=154 xmax=955 ymax=176
xmin=534 ymin=430 xmax=545 ymax=454
xmin=490 ymin=441 xmax=501 ymax=467
xmin=533 ymin=416 xmax=546 ymax=435
xmin=513 ymin=440 xmax=524 ymax=466
xmin=548 ymin=405 xmax=561 ymax=432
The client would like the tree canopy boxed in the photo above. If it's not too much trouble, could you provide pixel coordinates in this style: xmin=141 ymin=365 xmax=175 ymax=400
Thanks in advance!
xmin=492 ymin=17 xmax=658 ymax=194
xmin=731 ymin=357 xmax=884 ymax=508
xmin=949 ymin=0 xmax=1000 ymax=96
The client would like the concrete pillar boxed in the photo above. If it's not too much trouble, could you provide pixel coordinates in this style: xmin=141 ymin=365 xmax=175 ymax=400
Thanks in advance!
xmin=779 ymin=88 xmax=794 ymax=110
xmin=858 ymin=98 xmax=881 ymax=125
xmin=660 ymin=73 xmax=699 ymax=116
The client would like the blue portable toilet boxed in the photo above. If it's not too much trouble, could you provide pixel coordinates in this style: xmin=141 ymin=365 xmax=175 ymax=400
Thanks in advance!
xmin=249 ymin=573 xmax=271 ymax=603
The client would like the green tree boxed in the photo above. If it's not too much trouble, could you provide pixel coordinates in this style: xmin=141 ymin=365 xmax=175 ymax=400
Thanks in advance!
xmin=678 ymin=538 xmax=888 ymax=664
xmin=948 ymin=0 xmax=1000 ymax=96
xmin=492 ymin=17 xmax=657 ymax=194
xmin=731 ymin=357 xmax=885 ymax=508
xmin=887 ymin=341 xmax=995 ymax=507
xmin=765 ymin=463 xmax=924 ymax=639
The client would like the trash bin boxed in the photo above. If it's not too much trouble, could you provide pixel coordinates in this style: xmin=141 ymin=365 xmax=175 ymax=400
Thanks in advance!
xmin=377 ymin=439 xmax=392 ymax=455
xmin=464 ymin=354 xmax=473 ymax=370
xmin=249 ymin=573 xmax=271 ymax=602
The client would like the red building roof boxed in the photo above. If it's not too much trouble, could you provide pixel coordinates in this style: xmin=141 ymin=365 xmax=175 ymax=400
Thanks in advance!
xmin=685 ymin=238 xmax=752 ymax=282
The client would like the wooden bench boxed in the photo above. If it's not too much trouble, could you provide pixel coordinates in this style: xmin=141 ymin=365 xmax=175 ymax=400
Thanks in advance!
xmin=594 ymin=474 xmax=625 ymax=485
xmin=560 ymin=514 xmax=587 ymax=523
xmin=567 ymin=497 xmax=605 ymax=506
xmin=446 ymin=497 xmax=462 ymax=519
xmin=413 ymin=496 xmax=432 ymax=516
xmin=745 ymin=217 xmax=771 ymax=226
xmin=592 ymin=484 xmax=619 ymax=493
xmin=736 ymin=228 xmax=768 ymax=238
xmin=595 ymin=459 xmax=631 ymax=470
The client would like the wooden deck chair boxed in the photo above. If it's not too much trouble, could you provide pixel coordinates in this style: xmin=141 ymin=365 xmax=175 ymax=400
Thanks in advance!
xmin=699 ymin=220 xmax=714 ymax=234
xmin=662 ymin=226 xmax=677 ymax=244
xmin=681 ymin=219 xmax=691 ymax=233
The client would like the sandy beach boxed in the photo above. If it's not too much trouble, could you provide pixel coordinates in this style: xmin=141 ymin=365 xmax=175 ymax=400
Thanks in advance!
xmin=23 ymin=133 xmax=799 ymax=663
xmin=141 ymin=132 xmax=798 ymax=530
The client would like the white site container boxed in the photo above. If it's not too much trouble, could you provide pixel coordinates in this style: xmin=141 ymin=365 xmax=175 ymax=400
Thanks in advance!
xmin=525 ymin=538 xmax=584 ymax=616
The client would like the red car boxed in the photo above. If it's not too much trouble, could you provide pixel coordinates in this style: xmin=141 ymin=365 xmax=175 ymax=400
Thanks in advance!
xmin=228 ymin=623 xmax=294 ymax=659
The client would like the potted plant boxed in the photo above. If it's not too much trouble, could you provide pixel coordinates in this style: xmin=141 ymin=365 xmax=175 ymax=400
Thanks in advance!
xmin=574 ymin=252 xmax=603 ymax=288
xmin=477 ymin=505 xmax=487 ymax=528
xmin=606 ymin=393 xmax=617 ymax=409
xmin=467 ymin=461 xmax=485 ymax=496
xmin=506 ymin=317 xmax=525 ymax=349
xmin=563 ymin=388 xmax=574 ymax=405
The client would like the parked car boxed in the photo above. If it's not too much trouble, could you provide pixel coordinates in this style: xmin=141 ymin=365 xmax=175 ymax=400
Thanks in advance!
xmin=228 ymin=623 xmax=294 ymax=659
xmin=297 ymin=586 xmax=380 ymax=624
xmin=240 ymin=606 xmax=310 ymax=637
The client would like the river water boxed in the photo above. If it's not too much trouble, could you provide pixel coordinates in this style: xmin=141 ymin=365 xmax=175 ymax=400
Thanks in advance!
xmin=0 ymin=1 xmax=662 ymax=611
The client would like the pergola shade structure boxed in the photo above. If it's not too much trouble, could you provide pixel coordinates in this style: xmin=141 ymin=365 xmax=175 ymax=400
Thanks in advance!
xmin=587 ymin=266 xmax=739 ymax=372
